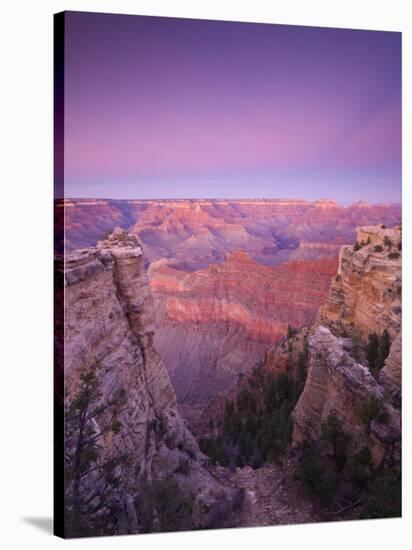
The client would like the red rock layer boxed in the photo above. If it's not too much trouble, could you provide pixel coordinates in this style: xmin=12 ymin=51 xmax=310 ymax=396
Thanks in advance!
xmin=150 ymin=251 xmax=338 ymax=345
xmin=149 ymin=252 xmax=338 ymax=419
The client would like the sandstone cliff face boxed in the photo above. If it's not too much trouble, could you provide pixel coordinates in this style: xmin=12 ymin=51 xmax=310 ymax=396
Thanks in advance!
xmin=292 ymin=327 xmax=400 ymax=465
xmin=63 ymin=229 xmax=233 ymax=534
xmin=319 ymin=225 xmax=401 ymax=340
xmin=292 ymin=225 xmax=401 ymax=466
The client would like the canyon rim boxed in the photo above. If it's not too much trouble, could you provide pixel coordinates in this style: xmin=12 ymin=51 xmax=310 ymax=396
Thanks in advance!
xmin=54 ymin=12 xmax=402 ymax=539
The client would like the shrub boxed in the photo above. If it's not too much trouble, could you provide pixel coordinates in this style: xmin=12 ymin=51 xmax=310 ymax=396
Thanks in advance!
xmin=295 ymin=441 xmax=335 ymax=506
xmin=366 ymin=332 xmax=380 ymax=372
xmin=366 ymin=330 xmax=391 ymax=375
xmin=359 ymin=395 xmax=388 ymax=430
xmin=351 ymin=447 xmax=373 ymax=488
xmin=361 ymin=468 xmax=401 ymax=519
xmin=287 ymin=324 xmax=298 ymax=338
xmin=64 ymin=361 xmax=129 ymax=537
xmin=136 ymin=477 xmax=195 ymax=533
xmin=354 ymin=240 xmax=368 ymax=251
xmin=388 ymin=252 xmax=400 ymax=260
xmin=376 ymin=329 xmax=391 ymax=371
xmin=321 ymin=411 xmax=348 ymax=470
xmin=383 ymin=236 xmax=393 ymax=248
xmin=373 ymin=245 xmax=383 ymax=253
xmin=176 ymin=457 xmax=191 ymax=475
xmin=199 ymin=435 xmax=229 ymax=467
xmin=205 ymin=494 xmax=235 ymax=529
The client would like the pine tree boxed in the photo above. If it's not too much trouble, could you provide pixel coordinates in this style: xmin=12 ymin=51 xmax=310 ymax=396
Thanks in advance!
xmin=64 ymin=361 xmax=129 ymax=537
xmin=366 ymin=332 xmax=380 ymax=372
xmin=321 ymin=410 xmax=348 ymax=470
xmin=377 ymin=329 xmax=391 ymax=371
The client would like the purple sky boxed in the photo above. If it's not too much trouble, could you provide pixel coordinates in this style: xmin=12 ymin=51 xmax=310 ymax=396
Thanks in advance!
xmin=63 ymin=12 xmax=401 ymax=203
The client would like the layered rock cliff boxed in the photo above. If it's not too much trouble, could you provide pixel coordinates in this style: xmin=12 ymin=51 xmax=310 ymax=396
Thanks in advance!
xmin=319 ymin=224 xmax=401 ymax=339
xmin=62 ymin=198 xmax=401 ymax=268
xmin=63 ymin=228 xmax=235 ymax=535
xmin=292 ymin=225 xmax=402 ymax=467
xmin=149 ymin=251 xmax=337 ymax=422
xmin=292 ymin=326 xmax=400 ymax=466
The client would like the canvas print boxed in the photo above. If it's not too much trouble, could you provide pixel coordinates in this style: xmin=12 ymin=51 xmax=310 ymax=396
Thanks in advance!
xmin=54 ymin=11 xmax=402 ymax=538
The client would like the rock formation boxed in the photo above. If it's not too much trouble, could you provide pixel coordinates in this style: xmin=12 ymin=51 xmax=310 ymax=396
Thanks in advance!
xmin=292 ymin=225 xmax=402 ymax=467
xmin=292 ymin=327 xmax=400 ymax=466
xmin=380 ymin=333 xmax=402 ymax=407
xmin=62 ymin=228 xmax=235 ymax=536
xmin=319 ymin=224 xmax=401 ymax=339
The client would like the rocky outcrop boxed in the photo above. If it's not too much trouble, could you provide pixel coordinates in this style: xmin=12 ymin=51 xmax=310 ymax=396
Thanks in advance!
xmin=319 ymin=224 xmax=401 ymax=340
xmin=63 ymin=228 xmax=235 ymax=534
xmin=292 ymin=327 xmax=400 ymax=465
xmin=380 ymin=333 xmax=402 ymax=407
xmin=292 ymin=225 xmax=401 ymax=467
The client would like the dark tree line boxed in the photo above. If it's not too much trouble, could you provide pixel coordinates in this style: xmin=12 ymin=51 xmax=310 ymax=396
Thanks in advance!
xmin=200 ymin=337 xmax=309 ymax=469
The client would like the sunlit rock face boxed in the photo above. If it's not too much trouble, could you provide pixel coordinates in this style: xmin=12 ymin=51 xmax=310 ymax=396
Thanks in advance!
xmin=319 ymin=224 xmax=402 ymax=340
xmin=149 ymin=251 xmax=338 ymax=422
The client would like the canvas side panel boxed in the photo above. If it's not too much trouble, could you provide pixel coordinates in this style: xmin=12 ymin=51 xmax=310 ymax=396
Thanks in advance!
xmin=53 ymin=10 xmax=65 ymax=539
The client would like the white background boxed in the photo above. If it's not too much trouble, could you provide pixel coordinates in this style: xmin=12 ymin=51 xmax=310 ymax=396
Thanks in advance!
xmin=0 ymin=0 xmax=410 ymax=548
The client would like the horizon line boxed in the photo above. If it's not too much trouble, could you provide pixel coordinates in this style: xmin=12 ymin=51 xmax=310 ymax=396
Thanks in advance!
xmin=57 ymin=197 xmax=402 ymax=208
